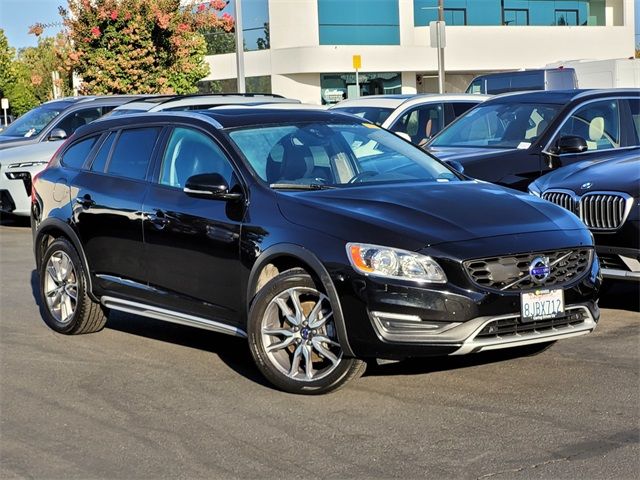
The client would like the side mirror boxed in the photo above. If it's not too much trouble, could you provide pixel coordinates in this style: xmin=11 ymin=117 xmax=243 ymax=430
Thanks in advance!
xmin=444 ymin=160 xmax=465 ymax=174
xmin=47 ymin=128 xmax=68 ymax=141
xmin=183 ymin=173 xmax=242 ymax=201
xmin=556 ymin=135 xmax=588 ymax=154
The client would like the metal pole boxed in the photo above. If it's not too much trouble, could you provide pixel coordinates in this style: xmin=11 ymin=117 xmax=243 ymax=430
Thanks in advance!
xmin=437 ymin=0 xmax=445 ymax=94
xmin=355 ymin=70 xmax=360 ymax=98
xmin=234 ymin=0 xmax=245 ymax=93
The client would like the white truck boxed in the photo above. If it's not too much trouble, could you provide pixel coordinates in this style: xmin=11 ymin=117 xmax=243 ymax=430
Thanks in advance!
xmin=546 ymin=58 xmax=640 ymax=88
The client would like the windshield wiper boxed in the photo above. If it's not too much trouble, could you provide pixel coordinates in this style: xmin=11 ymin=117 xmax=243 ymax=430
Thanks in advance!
xmin=270 ymin=183 xmax=336 ymax=190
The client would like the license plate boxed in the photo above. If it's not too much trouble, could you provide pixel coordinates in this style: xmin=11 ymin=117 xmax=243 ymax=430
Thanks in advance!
xmin=520 ymin=289 xmax=564 ymax=323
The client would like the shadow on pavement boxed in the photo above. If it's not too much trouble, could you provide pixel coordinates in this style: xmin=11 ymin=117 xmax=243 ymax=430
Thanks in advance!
xmin=0 ymin=213 xmax=30 ymax=227
xmin=598 ymin=280 xmax=640 ymax=312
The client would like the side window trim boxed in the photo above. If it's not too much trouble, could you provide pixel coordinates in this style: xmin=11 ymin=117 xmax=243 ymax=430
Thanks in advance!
xmin=103 ymin=130 xmax=123 ymax=173
xmin=544 ymin=96 xmax=633 ymax=155
xmin=87 ymin=130 xmax=117 ymax=172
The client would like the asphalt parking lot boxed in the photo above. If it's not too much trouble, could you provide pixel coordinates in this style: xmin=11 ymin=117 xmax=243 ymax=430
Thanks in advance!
xmin=1 ymin=216 xmax=638 ymax=479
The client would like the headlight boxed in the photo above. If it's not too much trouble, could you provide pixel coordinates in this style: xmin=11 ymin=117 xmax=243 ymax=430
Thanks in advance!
xmin=346 ymin=243 xmax=447 ymax=283
xmin=528 ymin=183 xmax=541 ymax=197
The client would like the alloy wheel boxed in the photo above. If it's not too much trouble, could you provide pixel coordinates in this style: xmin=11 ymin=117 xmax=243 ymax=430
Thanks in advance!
xmin=44 ymin=251 xmax=78 ymax=324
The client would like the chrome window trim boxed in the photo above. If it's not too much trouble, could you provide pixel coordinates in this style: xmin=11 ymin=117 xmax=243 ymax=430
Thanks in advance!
xmin=542 ymin=96 xmax=640 ymax=156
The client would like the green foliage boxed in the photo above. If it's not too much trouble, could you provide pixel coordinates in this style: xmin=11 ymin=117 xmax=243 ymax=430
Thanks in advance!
xmin=0 ymin=29 xmax=15 ymax=99
xmin=45 ymin=0 xmax=234 ymax=94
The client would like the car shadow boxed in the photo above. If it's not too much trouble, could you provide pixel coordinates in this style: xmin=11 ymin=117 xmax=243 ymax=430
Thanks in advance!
xmin=598 ymin=281 xmax=639 ymax=312
xmin=0 ymin=213 xmax=30 ymax=227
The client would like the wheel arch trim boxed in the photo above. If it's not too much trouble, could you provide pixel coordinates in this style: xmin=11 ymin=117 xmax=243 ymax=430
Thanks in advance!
xmin=247 ymin=244 xmax=355 ymax=357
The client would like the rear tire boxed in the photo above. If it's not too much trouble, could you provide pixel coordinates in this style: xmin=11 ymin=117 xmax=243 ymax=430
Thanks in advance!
xmin=248 ymin=268 xmax=365 ymax=394
xmin=39 ymin=237 xmax=107 ymax=335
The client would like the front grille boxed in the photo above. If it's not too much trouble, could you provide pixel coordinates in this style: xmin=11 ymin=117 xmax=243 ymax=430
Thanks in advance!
xmin=580 ymin=193 xmax=628 ymax=230
xmin=476 ymin=309 xmax=587 ymax=339
xmin=598 ymin=253 xmax=629 ymax=271
xmin=464 ymin=249 xmax=592 ymax=291
xmin=542 ymin=191 xmax=576 ymax=213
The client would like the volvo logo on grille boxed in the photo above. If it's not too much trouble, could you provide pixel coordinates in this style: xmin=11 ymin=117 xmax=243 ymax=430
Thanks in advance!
xmin=529 ymin=257 xmax=551 ymax=283
xmin=581 ymin=182 xmax=593 ymax=190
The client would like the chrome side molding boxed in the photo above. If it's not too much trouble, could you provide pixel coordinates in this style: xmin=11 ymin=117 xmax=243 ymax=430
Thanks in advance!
xmin=100 ymin=296 xmax=247 ymax=338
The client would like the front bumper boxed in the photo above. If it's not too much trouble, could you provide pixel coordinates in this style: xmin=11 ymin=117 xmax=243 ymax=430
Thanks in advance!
xmin=597 ymin=246 xmax=640 ymax=282
xmin=335 ymin=248 xmax=601 ymax=359
xmin=0 ymin=168 xmax=33 ymax=216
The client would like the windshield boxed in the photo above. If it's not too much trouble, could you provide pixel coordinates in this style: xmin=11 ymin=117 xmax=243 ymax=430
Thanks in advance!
xmin=331 ymin=106 xmax=394 ymax=126
xmin=430 ymin=102 xmax=561 ymax=149
xmin=0 ymin=105 xmax=65 ymax=138
xmin=228 ymin=122 xmax=460 ymax=188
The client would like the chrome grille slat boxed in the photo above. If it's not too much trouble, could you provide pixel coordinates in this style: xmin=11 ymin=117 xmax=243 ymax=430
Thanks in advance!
xmin=543 ymin=189 xmax=631 ymax=231
xmin=463 ymin=249 xmax=592 ymax=292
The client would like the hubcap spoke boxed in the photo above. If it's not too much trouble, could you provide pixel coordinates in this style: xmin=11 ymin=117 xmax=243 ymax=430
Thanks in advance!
xmin=301 ymin=344 xmax=313 ymax=379
xmin=45 ymin=251 xmax=77 ymax=324
xmin=275 ymin=297 xmax=300 ymax=326
xmin=266 ymin=336 xmax=296 ymax=353
xmin=65 ymin=284 xmax=78 ymax=301
xmin=289 ymin=343 xmax=304 ymax=377
xmin=46 ymin=266 xmax=61 ymax=286
xmin=312 ymin=338 xmax=340 ymax=366
xmin=309 ymin=309 xmax=333 ymax=329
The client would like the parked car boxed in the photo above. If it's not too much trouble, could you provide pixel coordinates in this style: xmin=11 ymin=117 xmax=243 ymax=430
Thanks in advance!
xmin=529 ymin=150 xmax=639 ymax=282
xmin=466 ymin=68 xmax=577 ymax=95
xmin=106 ymin=93 xmax=300 ymax=117
xmin=0 ymin=96 xmax=139 ymax=217
xmin=426 ymin=89 xmax=640 ymax=191
xmin=0 ymin=114 xmax=15 ymax=132
xmin=31 ymin=108 xmax=601 ymax=394
xmin=0 ymin=96 xmax=139 ymax=151
xmin=330 ymin=94 xmax=489 ymax=147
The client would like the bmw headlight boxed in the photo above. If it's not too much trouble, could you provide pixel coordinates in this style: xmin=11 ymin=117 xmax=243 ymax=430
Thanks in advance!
xmin=346 ymin=243 xmax=447 ymax=283
xmin=528 ymin=182 xmax=541 ymax=197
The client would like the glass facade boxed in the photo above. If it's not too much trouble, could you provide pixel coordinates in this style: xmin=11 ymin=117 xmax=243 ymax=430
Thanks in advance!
xmin=318 ymin=0 xmax=400 ymax=45
xmin=320 ymin=72 xmax=402 ymax=105
xmin=414 ymin=0 xmax=606 ymax=26
xmin=203 ymin=0 xmax=270 ymax=55
xmin=198 ymin=76 xmax=272 ymax=94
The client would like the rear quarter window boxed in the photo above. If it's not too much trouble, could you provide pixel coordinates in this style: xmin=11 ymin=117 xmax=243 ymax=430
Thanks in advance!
xmin=61 ymin=136 xmax=99 ymax=169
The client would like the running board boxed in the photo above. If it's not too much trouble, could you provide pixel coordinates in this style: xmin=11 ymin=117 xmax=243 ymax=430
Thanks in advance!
xmin=100 ymin=296 xmax=247 ymax=338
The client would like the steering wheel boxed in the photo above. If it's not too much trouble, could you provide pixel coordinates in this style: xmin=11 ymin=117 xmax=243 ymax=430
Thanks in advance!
xmin=348 ymin=170 xmax=378 ymax=184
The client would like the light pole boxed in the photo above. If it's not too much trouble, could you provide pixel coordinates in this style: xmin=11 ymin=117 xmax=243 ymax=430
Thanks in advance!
xmin=234 ymin=0 xmax=246 ymax=93
xmin=437 ymin=0 xmax=445 ymax=94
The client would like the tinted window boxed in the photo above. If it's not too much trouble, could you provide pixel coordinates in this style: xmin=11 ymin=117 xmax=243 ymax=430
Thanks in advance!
xmin=391 ymin=104 xmax=444 ymax=146
xmin=451 ymin=102 xmax=479 ymax=118
xmin=159 ymin=128 xmax=233 ymax=188
xmin=55 ymin=108 xmax=104 ymax=137
xmin=556 ymin=99 xmax=620 ymax=151
xmin=61 ymin=136 xmax=98 ymax=169
xmin=486 ymin=76 xmax=511 ymax=94
xmin=107 ymin=127 xmax=160 ymax=180
xmin=510 ymin=72 xmax=543 ymax=91
xmin=466 ymin=78 xmax=484 ymax=94
xmin=91 ymin=132 xmax=116 ymax=172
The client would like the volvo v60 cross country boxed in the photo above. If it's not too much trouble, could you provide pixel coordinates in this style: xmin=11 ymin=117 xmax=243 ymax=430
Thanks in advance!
xmin=31 ymin=109 xmax=602 ymax=394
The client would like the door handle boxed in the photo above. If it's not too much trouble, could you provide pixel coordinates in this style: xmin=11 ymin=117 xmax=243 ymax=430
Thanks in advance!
xmin=144 ymin=210 xmax=169 ymax=230
xmin=75 ymin=194 xmax=95 ymax=208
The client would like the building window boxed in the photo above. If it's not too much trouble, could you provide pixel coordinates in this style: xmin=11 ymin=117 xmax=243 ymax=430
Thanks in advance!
xmin=203 ymin=0 xmax=269 ymax=55
xmin=503 ymin=9 xmax=529 ymax=26
xmin=198 ymin=76 xmax=272 ymax=94
xmin=320 ymin=72 xmax=401 ymax=105
xmin=318 ymin=0 xmax=400 ymax=45
xmin=414 ymin=1 xmax=605 ymax=27
xmin=444 ymin=8 xmax=467 ymax=26
xmin=555 ymin=9 xmax=579 ymax=25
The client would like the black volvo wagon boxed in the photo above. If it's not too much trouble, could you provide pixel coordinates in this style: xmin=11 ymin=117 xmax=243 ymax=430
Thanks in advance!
xmin=31 ymin=109 xmax=601 ymax=394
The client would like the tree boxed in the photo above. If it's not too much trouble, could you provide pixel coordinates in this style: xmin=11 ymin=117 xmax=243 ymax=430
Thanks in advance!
xmin=0 ymin=29 xmax=15 ymax=99
xmin=32 ymin=0 xmax=234 ymax=95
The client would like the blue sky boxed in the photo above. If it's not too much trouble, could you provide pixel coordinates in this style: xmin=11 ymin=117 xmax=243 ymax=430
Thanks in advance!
xmin=1 ymin=0 xmax=639 ymax=49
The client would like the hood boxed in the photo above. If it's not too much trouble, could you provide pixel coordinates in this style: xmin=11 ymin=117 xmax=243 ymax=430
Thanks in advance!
xmin=277 ymin=180 xmax=586 ymax=250
xmin=0 ymin=141 xmax=60 ymax=166
xmin=0 ymin=136 xmax=40 ymax=151
xmin=426 ymin=146 xmax=519 ymax=162
xmin=532 ymin=151 xmax=640 ymax=198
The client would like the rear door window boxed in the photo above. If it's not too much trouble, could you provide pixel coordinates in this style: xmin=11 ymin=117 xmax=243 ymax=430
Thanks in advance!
xmin=627 ymin=99 xmax=640 ymax=146
xmin=61 ymin=136 xmax=99 ymax=169
xmin=55 ymin=107 xmax=105 ymax=137
xmin=391 ymin=104 xmax=444 ymax=146
xmin=106 ymin=127 xmax=161 ymax=180
xmin=90 ymin=131 xmax=116 ymax=172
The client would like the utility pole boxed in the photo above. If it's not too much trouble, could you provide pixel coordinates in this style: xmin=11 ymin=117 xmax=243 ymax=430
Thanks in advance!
xmin=437 ymin=0 xmax=445 ymax=93
xmin=234 ymin=0 xmax=246 ymax=93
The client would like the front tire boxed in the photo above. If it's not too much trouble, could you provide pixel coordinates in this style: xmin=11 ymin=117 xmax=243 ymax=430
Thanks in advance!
xmin=248 ymin=268 xmax=365 ymax=394
xmin=39 ymin=237 xmax=107 ymax=335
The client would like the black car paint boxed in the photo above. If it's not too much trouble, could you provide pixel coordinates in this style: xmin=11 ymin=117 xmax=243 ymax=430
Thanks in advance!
xmin=426 ymin=89 xmax=640 ymax=191
xmin=530 ymin=150 xmax=640 ymax=277
xmin=32 ymin=110 xmax=600 ymax=359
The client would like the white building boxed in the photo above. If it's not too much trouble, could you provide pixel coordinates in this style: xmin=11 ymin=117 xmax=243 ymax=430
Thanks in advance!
xmin=200 ymin=0 xmax=636 ymax=104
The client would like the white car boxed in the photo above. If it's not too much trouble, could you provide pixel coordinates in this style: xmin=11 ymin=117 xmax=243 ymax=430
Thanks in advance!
xmin=0 ymin=142 xmax=61 ymax=216
xmin=330 ymin=94 xmax=490 ymax=147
